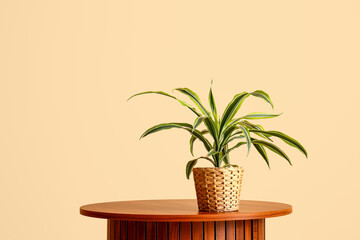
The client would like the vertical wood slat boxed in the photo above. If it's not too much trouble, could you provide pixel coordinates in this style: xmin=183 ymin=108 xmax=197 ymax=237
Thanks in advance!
xmin=168 ymin=222 xmax=179 ymax=240
xmin=157 ymin=222 xmax=167 ymax=240
xmin=107 ymin=220 xmax=114 ymax=240
xmin=113 ymin=221 xmax=120 ymax=240
xmin=216 ymin=221 xmax=226 ymax=240
xmin=128 ymin=221 xmax=136 ymax=240
xmin=252 ymin=220 xmax=258 ymax=240
xmin=236 ymin=220 xmax=244 ymax=240
xmin=192 ymin=222 xmax=203 ymax=240
xmin=244 ymin=220 xmax=252 ymax=240
xmin=147 ymin=222 xmax=157 ymax=240
xmin=120 ymin=221 xmax=127 ymax=240
xmin=137 ymin=222 xmax=146 ymax=240
xmin=258 ymin=219 xmax=265 ymax=240
xmin=226 ymin=221 xmax=236 ymax=240
xmin=204 ymin=221 xmax=215 ymax=240
xmin=180 ymin=222 xmax=191 ymax=240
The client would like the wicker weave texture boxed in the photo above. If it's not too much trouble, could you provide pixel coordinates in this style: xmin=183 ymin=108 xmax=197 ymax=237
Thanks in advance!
xmin=193 ymin=167 xmax=244 ymax=212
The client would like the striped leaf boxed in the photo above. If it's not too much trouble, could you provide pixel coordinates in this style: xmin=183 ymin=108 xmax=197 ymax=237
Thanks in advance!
xmin=219 ymin=125 xmax=238 ymax=151
xmin=209 ymin=82 xmax=218 ymax=125
xmin=189 ymin=129 xmax=213 ymax=152
xmin=250 ymin=130 xmax=307 ymax=157
xmin=141 ymin=123 xmax=212 ymax=154
xmin=186 ymin=159 xmax=198 ymax=179
xmin=203 ymin=117 xmax=219 ymax=146
xmin=241 ymin=112 xmax=281 ymax=120
xmin=219 ymin=92 xmax=249 ymax=134
xmin=252 ymin=139 xmax=292 ymax=165
xmin=128 ymin=91 xmax=200 ymax=116
xmin=220 ymin=142 xmax=247 ymax=163
xmin=189 ymin=130 xmax=208 ymax=156
xmin=251 ymin=90 xmax=274 ymax=109
xmin=207 ymin=149 xmax=220 ymax=156
xmin=186 ymin=156 xmax=216 ymax=179
xmin=174 ymin=88 xmax=211 ymax=117
xmin=238 ymin=125 xmax=251 ymax=156
xmin=252 ymin=141 xmax=270 ymax=168
xmin=239 ymin=120 xmax=272 ymax=141
xmin=193 ymin=117 xmax=205 ymax=131
xmin=140 ymin=122 xmax=192 ymax=138
xmin=227 ymin=135 xmax=245 ymax=143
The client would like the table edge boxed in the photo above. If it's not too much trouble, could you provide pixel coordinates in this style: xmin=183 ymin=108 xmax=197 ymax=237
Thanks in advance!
xmin=80 ymin=199 xmax=292 ymax=222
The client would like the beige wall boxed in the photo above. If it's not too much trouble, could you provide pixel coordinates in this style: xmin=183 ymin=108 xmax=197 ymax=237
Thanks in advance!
xmin=1 ymin=0 xmax=359 ymax=239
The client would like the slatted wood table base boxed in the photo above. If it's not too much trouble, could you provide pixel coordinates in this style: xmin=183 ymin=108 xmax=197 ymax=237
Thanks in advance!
xmin=107 ymin=219 xmax=265 ymax=240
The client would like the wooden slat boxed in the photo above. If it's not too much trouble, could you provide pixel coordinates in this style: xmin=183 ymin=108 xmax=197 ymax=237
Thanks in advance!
xmin=216 ymin=221 xmax=226 ymax=240
xmin=168 ymin=222 xmax=179 ymax=240
xmin=157 ymin=222 xmax=167 ymax=240
xmin=235 ymin=220 xmax=244 ymax=240
xmin=244 ymin=220 xmax=252 ymax=240
xmin=107 ymin=220 xmax=113 ymax=240
xmin=226 ymin=221 xmax=236 ymax=240
xmin=127 ymin=221 xmax=136 ymax=240
xmin=192 ymin=222 xmax=203 ymax=240
xmin=113 ymin=220 xmax=120 ymax=240
xmin=147 ymin=222 xmax=157 ymax=240
xmin=258 ymin=219 xmax=265 ymax=240
xmin=180 ymin=222 xmax=191 ymax=240
xmin=120 ymin=221 xmax=127 ymax=240
xmin=204 ymin=222 xmax=215 ymax=240
xmin=252 ymin=220 xmax=258 ymax=240
xmin=137 ymin=222 xmax=146 ymax=240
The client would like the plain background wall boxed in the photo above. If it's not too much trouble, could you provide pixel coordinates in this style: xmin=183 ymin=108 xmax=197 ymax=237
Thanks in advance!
xmin=1 ymin=0 xmax=359 ymax=239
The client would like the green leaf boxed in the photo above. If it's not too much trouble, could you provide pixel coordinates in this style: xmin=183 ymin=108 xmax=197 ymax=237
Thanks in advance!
xmin=219 ymin=92 xmax=249 ymax=134
xmin=203 ymin=116 xmax=219 ymax=146
xmin=193 ymin=117 xmax=205 ymax=131
xmin=186 ymin=156 xmax=217 ymax=179
xmin=251 ymin=90 xmax=274 ymax=109
xmin=189 ymin=130 xmax=208 ymax=156
xmin=219 ymin=125 xmax=238 ymax=151
xmin=207 ymin=149 xmax=220 ymax=156
xmin=128 ymin=91 xmax=200 ymax=116
xmin=250 ymin=130 xmax=307 ymax=157
xmin=238 ymin=125 xmax=251 ymax=156
xmin=252 ymin=141 xmax=270 ymax=168
xmin=140 ymin=122 xmax=192 ymax=138
xmin=220 ymin=142 xmax=247 ymax=163
xmin=141 ymin=123 xmax=212 ymax=154
xmin=227 ymin=141 xmax=247 ymax=154
xmin=209 ymin=82 xmax=218 ymax=124
xmin=186 ymin=159 xmax=198 ymax=179
xmin=227 ymin=134 xmax=245 ymax=143
xmin=241 ymin=112 xmax=281 ymax=120
xmin=189 ymin=129 xmax=213 ymax=152
xmin=252 ymin=139 xmax=292 ymax=165
xmin=239 ymin=120 xmax=272 ymax=141
xmin=223 ymin=164 xmax=239 ymax=168
xmin=174 ymin=88 xmax=211 ymax=117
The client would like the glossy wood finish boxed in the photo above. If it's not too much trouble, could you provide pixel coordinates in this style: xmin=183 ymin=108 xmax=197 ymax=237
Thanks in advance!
xmin=107 ymin=219 xmax=266 ymax=239
xmin=80 ymin=199 xmax=292 ymax=222
xmin=83 ymin=200 xmax=291 ymax=240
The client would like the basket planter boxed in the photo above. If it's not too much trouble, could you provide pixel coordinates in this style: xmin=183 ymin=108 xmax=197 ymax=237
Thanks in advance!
xmin=193 ymin=167 xmax=244 ymax=212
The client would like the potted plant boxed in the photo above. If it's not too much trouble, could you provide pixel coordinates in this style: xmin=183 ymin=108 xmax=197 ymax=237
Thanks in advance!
xmin=128 ymin=83 xmax=307 ymax=212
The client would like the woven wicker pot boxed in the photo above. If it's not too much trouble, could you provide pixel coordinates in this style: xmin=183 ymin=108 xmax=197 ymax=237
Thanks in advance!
xmin=193 ymin=167 xmax=244 ymax=212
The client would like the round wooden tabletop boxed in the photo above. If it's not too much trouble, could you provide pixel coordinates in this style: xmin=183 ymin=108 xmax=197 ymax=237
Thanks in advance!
xmin=80 ymin=199 xmax=292 ymax=222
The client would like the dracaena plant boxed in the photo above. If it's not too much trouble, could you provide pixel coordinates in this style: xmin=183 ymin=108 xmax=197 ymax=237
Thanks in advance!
xmin=128 ymin=83 xmax=307 ymax=179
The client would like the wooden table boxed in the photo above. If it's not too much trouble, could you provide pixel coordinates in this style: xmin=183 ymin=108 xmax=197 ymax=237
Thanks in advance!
xmin=80 ymin=199 xmax=292 ymax=240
